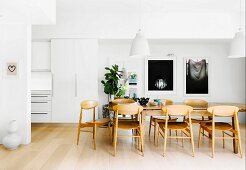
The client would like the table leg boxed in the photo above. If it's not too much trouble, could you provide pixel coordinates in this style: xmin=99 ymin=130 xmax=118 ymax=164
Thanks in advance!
xmin=142 ymin=111 xmax=146 ymax=146
xmin=232 ymin=116 xmax=238 ymax=154
xmin=208 ymin=116 xmax=212 ymax=139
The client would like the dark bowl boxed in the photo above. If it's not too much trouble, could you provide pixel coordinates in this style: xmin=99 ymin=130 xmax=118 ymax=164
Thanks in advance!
xmin=137 ymin=97 xmax=150 ymax=106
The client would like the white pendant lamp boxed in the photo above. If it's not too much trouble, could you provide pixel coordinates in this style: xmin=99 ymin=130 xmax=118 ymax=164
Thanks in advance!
xmin=228 ymin=29 xmax=245 ymax=58
xmin=130 ymin=29 xmax=150 ymax=57
xmin=228 ymin=0 xmax=245 ymax=58
xmin=129 ymin=0 xmax=150 ymax=58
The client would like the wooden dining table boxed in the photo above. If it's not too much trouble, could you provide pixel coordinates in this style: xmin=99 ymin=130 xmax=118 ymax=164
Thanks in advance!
xmin=141 ymin=102 xmax=246 ymax=154
xmin=108 ymin=102 xmax=245 ymax=154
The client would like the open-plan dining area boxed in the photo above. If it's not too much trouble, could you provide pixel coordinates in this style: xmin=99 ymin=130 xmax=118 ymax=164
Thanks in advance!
xmin=0 ymin=0 xmax=245 ymax=170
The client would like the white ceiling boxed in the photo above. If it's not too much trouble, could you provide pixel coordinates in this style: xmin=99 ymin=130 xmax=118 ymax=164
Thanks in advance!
xmin=0 ymin=0 xmax=56 ymax=24
xmin=32 ymin=0 xmax=245 ymax=39
xmin=57 ymin=0 xmax=245 ymax=13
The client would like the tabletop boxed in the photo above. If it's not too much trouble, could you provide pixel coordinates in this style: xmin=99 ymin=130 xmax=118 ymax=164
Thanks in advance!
xmin=142 ymin=102 xmax=246 ymax=112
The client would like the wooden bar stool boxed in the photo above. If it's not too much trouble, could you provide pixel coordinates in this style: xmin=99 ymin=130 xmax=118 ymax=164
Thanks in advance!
xmin=76 ymin=100 xmax=110 ymax=150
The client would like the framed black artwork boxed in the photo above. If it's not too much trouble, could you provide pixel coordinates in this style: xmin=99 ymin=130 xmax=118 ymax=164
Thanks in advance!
xmin=184 ymin=58 xmax=209 ymax=95
xmin=145 ymin=58 xmax=176 ymax=95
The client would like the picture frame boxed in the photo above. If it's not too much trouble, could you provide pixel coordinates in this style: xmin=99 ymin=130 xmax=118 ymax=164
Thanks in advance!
xmin=145 ymin=57 xmax=176 ymax=95
xmin=128 ymin=72 xmax=137 ymax=85
xmin=184 ymin=57 xmax=210 ymax=96
xmin=3 ymin=60 xmax=20 ymax=78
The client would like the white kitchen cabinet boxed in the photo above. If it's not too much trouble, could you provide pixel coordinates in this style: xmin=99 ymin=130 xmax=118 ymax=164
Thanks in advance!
xmin=51 ymin=39 xmax=98 ymax=123
xmin=74 ymin=40 xmax=99 ymax=122
xmin=32 ymin=42 xmax=51 ymax=71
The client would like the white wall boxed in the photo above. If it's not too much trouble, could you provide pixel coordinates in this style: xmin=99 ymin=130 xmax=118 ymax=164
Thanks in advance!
xmin=0 ymin=24 xmax=32 ymax=144
xmin=98 ymin=39 xmax=246 ymax=123
xmin=31 ymin=41 xmax=51 ymax=71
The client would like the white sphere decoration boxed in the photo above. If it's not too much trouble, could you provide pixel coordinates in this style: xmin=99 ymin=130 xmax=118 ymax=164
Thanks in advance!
xmin=2 ymin=120 xmax=21 ymax=150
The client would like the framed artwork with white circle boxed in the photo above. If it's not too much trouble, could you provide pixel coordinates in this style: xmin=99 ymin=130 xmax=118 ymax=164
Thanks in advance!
xmin=145 ymin=57 xmax=176 ymax=95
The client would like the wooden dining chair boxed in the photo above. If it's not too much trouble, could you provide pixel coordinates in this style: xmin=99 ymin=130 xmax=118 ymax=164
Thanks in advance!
xmin=112 ymin=104 xmax=144 ymax=156
xmin=112 ymin=98 xmax=136 ymax=119
xmin=198 ymin=106 xmax=242 ymax=158
xmin=76 ymin=100 xmax=110 ymax=150
xmin=184 ymin=99 xmax=209 ymax=123
xmin=184 ymin=99 xmax=212 ymax=143
xmin=157 ymin=105 xmax=195 ymax=157
xmin=149 ymin=99 xmax=178 ymax=144
xmin=112 ymin=98 xmax=136 ymax=105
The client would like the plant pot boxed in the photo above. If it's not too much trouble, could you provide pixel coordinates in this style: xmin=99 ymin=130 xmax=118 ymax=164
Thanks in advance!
xmin=108 ymin=94 xmax=115 ymax=102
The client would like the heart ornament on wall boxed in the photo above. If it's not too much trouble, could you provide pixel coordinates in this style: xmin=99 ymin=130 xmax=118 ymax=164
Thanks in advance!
xmin=8 ymin=65 xmax=16 ymax=72
xmin=6 ymin=62 xmax=18 ymax=77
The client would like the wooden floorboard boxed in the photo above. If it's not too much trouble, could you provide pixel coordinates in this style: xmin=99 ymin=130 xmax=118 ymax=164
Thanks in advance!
xmin=0 ymin=123 xmax=245 ymax=170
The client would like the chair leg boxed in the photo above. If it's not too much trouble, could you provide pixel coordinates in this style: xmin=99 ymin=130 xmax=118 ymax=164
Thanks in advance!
xmin=137 ymin=129 xmax=140 ymax=149
xmin=169 ymin=130 xmax=172 ymax=142
xmin=157 ymin=126 xmax=160 ymax=147
xmin=93 ymin=125 xmax=97 ymax=150
xmin=149 ymin=116 xmax=152 ymax=138
xmin=154 ymin=120 xmax=157 ymax=144
xmin=163 ymin=128 xmax=168 ymax=157
xmin=202 ymin=117 xmax=205 ymax=136
xmin=108 ymin=122 xmax=111 ymax=137
xmin=113 ymin=125 xmax=118 ymax=156
xmin=198 ymin=126 xmax=202 ymax=148
xmin=112 ymin=126 xmax=114 ymax=143
xmin=212 ymin=127 xmax=215 ymax=158
xmin=140 ymin=125 xmax=144 ymax=156
xmin=93 ymin=126 xmax=95 ymax=139
xmin=176 ymin=130 xmax=178 ymax=144
xmin=76 ymin=125 xmax=81 ymax=145
xmin=181 ymin=130 xmax=184 ymax=148
xmin=189 ymin=125 xmax=195 ymax=157
xmin=235 ymin=116 xmax=243 ymax=158
xmin=222 ymin=131 xmax=225 ymax=149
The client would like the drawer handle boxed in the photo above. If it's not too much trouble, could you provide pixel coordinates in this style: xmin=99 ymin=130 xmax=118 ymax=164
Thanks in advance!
xmin=31 ymin=96 xmax=49 ymax=97
xmin=31 ymin=112 xmax=48 ymax=115
xmin=31 ymin=101 xmax=48 ymax=103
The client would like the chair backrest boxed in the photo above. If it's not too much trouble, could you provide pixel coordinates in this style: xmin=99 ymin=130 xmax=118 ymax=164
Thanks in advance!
xmin=80 ymin=100 xmax=98 ymax=110
xmin=162 ymin=105 xmax=193 ymax=116
xmin=112 ymin=98 xmax=136 ymax=105
xmin=161 ymin=99 xmax=173 ymax=106
xmin=113 ymin=104 xmax=143 ymax=116
xmin=207 ymin=106 xmax=239 ymax=117
xmin=184 ymin=99 xmax=208 ymax=108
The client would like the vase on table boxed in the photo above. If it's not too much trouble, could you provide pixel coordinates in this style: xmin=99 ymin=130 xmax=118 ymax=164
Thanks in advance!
xmin=2 ymin=120 xmax=21 ymax=150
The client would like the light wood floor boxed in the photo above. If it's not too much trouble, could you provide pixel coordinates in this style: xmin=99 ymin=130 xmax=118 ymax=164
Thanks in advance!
xmin=0 ymin=123 xmax=245 ymax=170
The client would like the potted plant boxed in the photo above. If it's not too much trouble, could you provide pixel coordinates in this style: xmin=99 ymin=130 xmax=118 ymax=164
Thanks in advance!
xmin=115 ymin=84 xmax=128 ymax=98
xmin=101 ymin=64 xmax=121 ymax=101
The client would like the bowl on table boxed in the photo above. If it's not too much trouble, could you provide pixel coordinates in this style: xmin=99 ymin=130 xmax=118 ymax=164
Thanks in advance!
xmin=149 ymin=101 xmax=158 ymax=106
xmin=137 ymin=97 xmax=150 ymax=106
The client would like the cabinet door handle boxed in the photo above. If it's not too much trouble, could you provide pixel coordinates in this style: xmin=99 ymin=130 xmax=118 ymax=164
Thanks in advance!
xmin=75 ymin=73 xmax=77 ymax=97
xmin=52 ymin=74 xmax=54 ymax=97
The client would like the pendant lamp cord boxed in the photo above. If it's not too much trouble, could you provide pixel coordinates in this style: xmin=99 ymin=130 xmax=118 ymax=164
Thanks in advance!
xmin=138 ymin=0 xmax=142 ymax=31
xmin=239 ymin=0 xmax=242 ymax=30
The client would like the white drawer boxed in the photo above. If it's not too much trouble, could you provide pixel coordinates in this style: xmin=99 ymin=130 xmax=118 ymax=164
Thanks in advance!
xmin=31 ymin=101 xmax=52 ymax=112
xmin=31 ymin=112 xmax=51 ymax=123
